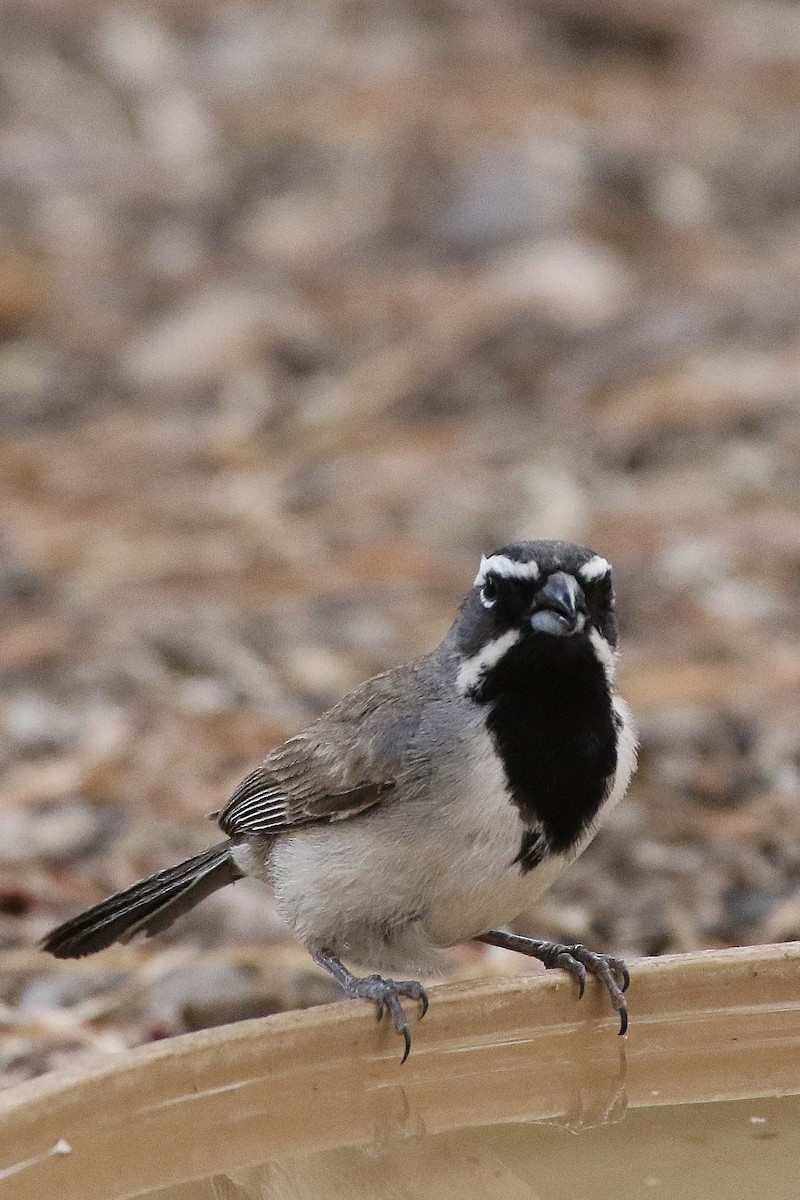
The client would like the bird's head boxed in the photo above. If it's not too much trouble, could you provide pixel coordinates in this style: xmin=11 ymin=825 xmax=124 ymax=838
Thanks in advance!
xmin=454 ymin=540 xmax=618 ymax=698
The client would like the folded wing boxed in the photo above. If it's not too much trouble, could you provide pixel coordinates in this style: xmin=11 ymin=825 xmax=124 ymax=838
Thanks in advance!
xmin=218 ymin=662 xmax=434 ymax=837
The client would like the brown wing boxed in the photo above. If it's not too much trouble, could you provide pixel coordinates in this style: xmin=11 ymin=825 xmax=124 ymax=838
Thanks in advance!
xmin=217 ymin=659 xmax=434 ymax=838
xmin=218 ymin=744 xmax=395 ymax=836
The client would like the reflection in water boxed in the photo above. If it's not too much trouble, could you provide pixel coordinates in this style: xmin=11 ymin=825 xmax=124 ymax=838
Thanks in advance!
xmin=535 ymin=1035 xmax=628 ymax=1133
xmin=147 ymin=1095 xmax=800 ymax=1200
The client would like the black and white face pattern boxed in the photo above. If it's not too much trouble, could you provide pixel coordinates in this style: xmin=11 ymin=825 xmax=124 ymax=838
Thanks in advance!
xmin=453 ymin=540 xmax=624 ymax=868
xmin=455 ymin=540 xmax=618 ymax=697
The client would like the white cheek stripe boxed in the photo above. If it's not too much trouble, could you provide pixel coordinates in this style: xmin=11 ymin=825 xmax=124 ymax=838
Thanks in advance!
xmin=579 ymin=555 xmax=611 ymax=581
xmin=607 ymin=695 xmax=638 ymax=812
xmin=474 ymin=555 xmax=541 ymax=587
xmin=588 ymin=628 xmax=617 ymax=680
xmin=457 ymin=628 xmax=520 ymax=695
xmin=571 ymin=693 xmax=638 ymax=859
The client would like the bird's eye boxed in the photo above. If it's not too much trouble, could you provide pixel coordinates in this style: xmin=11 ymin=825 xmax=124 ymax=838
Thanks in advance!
xmin=480 ymin=578 xmax=498 ymax=609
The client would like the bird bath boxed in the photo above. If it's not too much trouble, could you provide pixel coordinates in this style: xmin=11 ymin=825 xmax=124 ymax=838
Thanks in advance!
xmin=1 ymin=943 xmax=799 ymax=1199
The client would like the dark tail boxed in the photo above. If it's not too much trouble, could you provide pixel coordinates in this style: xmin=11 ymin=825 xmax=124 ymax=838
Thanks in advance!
xmin=42 ymin=841 xmax=243 ymax=959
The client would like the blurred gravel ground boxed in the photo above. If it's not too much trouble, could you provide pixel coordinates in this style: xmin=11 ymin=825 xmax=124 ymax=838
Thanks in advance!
xmin=1 ymin=0 xmax=799 ymax=1086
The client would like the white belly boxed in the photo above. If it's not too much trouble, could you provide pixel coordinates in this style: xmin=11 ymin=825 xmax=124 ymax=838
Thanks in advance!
xmin=231 ymin=695 xmax=637 ymax=975
xmin=250 ymin=730 xmax=566 ymax=973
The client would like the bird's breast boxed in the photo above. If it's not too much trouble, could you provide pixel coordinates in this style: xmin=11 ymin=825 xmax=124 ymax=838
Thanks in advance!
xmin=264 ymin=723 xmax=561 ymax=971
xmin=481 ymin=637 xmax=620 ymax=858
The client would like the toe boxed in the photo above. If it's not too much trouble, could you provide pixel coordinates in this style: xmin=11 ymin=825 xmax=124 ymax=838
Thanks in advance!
xmin=605 ymin=955 xmax=630 ymax=994
xmin=566 ymin=946 xmax=631 ymax=1032
xmin=407 ymin=982 xmax=429 ymax=1012
xmin=552 ymin=951 xmax=586 ymax=999
xmin=395 ymin=980 xmax=429 ymax=1019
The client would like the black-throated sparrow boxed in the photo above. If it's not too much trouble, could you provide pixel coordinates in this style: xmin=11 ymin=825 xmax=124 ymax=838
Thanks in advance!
xmin=44 ymin=540 xmax=637 ymax=1060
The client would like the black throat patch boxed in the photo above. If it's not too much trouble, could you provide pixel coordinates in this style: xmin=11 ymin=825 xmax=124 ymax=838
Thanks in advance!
xmin=475 ymin=633 xmax=619 ymax=873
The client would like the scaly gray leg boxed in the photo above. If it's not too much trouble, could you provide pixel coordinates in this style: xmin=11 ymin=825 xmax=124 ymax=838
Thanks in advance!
xmin=313 ymin=948 xmax=428 ymax=1063
xmin=476 ymin=930 xmax=629 ymax=1035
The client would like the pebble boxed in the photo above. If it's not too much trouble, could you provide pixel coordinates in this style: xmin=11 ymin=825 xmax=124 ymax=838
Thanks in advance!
xmin=145 ymin=961 xmax=258 ymax=1027
xmin=3 ymin=692 xmax=83 ymax=755
xmin=120 ymin=289 xmax=275 ymax=389
xmin=0 ymin=800 xmax=121 ymax=866
xmin=17 ymin=971 xmax=126 ymax=1013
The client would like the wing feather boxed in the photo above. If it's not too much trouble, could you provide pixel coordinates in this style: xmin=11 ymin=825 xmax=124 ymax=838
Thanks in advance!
xmin=218 ymin=658 xmax=438 ymax=838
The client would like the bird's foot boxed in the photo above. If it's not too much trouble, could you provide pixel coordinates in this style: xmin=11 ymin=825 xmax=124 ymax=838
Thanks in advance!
xmin=476 ymin=931 xmax=629 ymax=1035
xmin=346 ymin=973 xmax=429 ymax=1064
xmin=313 ymin=950 xmax=428 ymax=1063
xmin=534 ymin=941 xmax=629 ymax=1035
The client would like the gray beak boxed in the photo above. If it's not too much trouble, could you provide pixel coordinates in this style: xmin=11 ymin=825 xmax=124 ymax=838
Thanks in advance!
xmin=530 ymin=571 xmax=586 ymax=637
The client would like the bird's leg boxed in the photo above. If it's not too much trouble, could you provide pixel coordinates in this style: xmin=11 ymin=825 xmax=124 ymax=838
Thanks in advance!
xmin=475 ymin=930 xmax=629 ymax=1035
xmin=312 ymin=948 xmax=428 ymax=1063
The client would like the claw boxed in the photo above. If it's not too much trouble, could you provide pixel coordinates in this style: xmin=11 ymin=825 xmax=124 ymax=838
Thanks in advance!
xmin=399 ymin=1024 xmax=412 ymax=1064
xmin=618 ymin=1006 xmax=628 ymax=1037
xmin=382 ymin=988 xmax=419 ymax=1063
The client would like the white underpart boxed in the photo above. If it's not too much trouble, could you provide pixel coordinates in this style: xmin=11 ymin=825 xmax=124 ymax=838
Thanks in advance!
xmin=258 ymin=720 xmax=576 ymax=974
xmin=473 ymin=555 xmax=541 ymax=587
xmin=250 ymin=693 xmax=639 ymax=975
xmin=579 ymin=555 xmax=611 ymax=581
xmin=456 ymin=628 xmax=520 ymax=695
xmin=605 ymin=695 xmax=638 ymax=820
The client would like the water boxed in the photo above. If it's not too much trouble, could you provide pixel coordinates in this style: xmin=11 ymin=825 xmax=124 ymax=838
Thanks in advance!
xmin=147 ymin=1096 xmax=800 ymax=1200
xmin=1 ymin=944 xmax=799 ymax=1199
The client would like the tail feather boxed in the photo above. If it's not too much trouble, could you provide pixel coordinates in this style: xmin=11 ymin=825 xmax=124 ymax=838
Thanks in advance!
xmin=42 ymin=841 xmax=242 ymax=959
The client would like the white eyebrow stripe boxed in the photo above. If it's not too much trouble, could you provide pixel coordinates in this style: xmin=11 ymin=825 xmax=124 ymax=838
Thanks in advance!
xmin=579 ymin=555 xmax=611 ymax=582
xmin=474 ymin=555 xmax=541 ymax=587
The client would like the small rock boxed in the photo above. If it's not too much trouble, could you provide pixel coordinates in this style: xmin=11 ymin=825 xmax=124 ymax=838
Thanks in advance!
xmin=488 ymin=237 xmax=632 ymax=328
xmin=511 ymin=463 xmax=588 ymax=543
xmin=120 ymin=288 xmax=274 ymax=389
xmin=701 ymin=579 xmax=784 ymax=623
xmin=430 ymin=149 xmax=577 ymax=253
xmin=0 ymin=250 xmax=46 ymax=334
xmin=96 ymin=6 xmax=175 ymax=87
xmin=0 ymin=620 xmax=65 ymax=671
xmin=18 ymin=971 xmax=125 ymax=1012
xmin=3 ymin=692 xmax=81 ymax=755
xmin=179 ymin=677 xmax=243 ymax=713
xmin=145 ymin=960 xmax=255 ymax=1027
xmin=0 ymin=799 xmax=122 ymax=865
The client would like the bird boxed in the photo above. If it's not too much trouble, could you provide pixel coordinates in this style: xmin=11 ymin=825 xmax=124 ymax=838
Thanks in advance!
xmin=43 ymin=539 xmax=637 ymax=1062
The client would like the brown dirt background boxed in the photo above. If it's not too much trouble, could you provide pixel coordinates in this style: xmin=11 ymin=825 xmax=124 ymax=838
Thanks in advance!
xmin=1 ymin=0 xmax=799 ymax=1086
